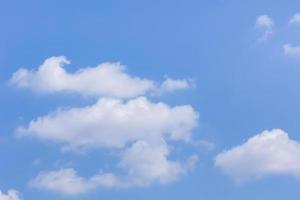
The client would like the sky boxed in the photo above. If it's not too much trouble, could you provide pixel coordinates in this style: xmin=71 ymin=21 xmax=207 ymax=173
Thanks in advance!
xmin=1 ymin=0 xmax=300 ymax=199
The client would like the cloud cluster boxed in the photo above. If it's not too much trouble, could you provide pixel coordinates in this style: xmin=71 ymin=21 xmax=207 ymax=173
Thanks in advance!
xmin=0 ymin=190 xmax=20 ymax=200
xmin=10 ymin=56 xmax=192 ymax=98
xmin=11 ymin=56 xmax=198 ymax=196
xmin=254 ymin=13 xmax=300 ymax=57
xmin=22 ymin=97 xmax=198 ymax=195
xmin=215 ymin=129 xmax=300 ymax=182
xmin=30 ymin=141 xmax=198 ymax=196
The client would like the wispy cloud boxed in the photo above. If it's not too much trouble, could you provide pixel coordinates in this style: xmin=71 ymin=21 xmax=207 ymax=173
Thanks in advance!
xmin=255 ymin=15 xmax=274 ymax=42
xmin=0 ymin=189 xmax=20 ymax=200
xmin=283 ymin=43 xmax=300 ymax=57
xmin=289 ymin=13 xmax=300 ymax=25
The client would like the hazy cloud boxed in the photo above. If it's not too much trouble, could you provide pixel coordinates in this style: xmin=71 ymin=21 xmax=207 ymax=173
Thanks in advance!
xmin=255 ymin=15 xmax=274 ymax=41
xmin=0 ymin=190 xmax=20 ymax=200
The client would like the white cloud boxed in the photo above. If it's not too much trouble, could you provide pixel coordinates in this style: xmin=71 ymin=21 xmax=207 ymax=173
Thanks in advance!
xmin=215 ymin=129 xmax=300 ymax=182
xmin=155 ymin=76 xmax=193 ymax=94
xmin=255 ymin=15 xmax=274 ymax=41
xmin=17 ymin=97 xmax=198 ymax=151
xmin=12 ymin=57 xmax=199 ymax=196
xmin=30 ymin=140 xmax=198 ymax=196
xmin=10 ymin=56 xmax=192 ymax=98
xmin=118 ymin=140 xmax=186 ymax=185
xmin=0 ymin=190 xmax=20 ymax=200
xmin=289 ymin=13 xmax=300 ymax=25
xmin=283 ymin=43 xmax=300 ymax=57
xmin=256 ymin=15 xmax=274 ymax=29
xmin=29 ymin=168 xmax=95 ymax=196
xmin=20 ymin=97 xmax=198 ymax=195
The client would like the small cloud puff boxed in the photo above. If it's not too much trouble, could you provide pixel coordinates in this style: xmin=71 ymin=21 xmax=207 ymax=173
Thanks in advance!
xmin=289 ymin=13 xmax=300 ymax=25
xmin=256 ymin=15 xmax=274 ymax=29
xmin=255 ymin=15 xmax=274 ymax=42
xmin=283 ymin=44 xmax=300 ymax=58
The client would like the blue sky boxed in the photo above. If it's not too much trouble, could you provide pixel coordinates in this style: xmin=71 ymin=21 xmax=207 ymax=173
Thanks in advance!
xmin=1 ymin=0 xmax=300 ymax=199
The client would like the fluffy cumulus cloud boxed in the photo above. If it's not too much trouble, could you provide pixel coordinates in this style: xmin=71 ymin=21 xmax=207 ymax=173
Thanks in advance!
xmin=17 ymin=97 xmax=198 ymax=151
xmin=11 ymin=56 xmax=199 ymax=196
xmin=289 ymin=13 xmax=300 ymax=25
xmin=10 ymin=56 xmax=192 ymax=98
xmin=0 ymin=190 xmax=20 ymax=200
xmin=29 ymin=141 xmax=198 ymax=196
xmin=283 ymin=43 xmax=300 ymax=57
xmin=215 ymin=129 xmax=300 ymax=181
xmin=29 ymin=168 xmax=97 ymax=196
xmin=22 ymin=97 xmax=198 ymax=195
xmin=255 ymin=15 xmax=274 ymax=41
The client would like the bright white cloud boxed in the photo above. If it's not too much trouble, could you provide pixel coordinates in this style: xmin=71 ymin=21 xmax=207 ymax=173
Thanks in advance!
xmin=20 ymin=97 xmax=198 ymax=195
xmin=289 ymin=13 xmax=300 ymax=25
xmin=30 ymin=140 xmax=198 ymax=196
xmin=283 ymin=43 xmax=300 ymax=57
xmin=118 ymin=140 xmax=186 ymax=186
xmin=17 ymin=97 xmax=198 ymax=151
xmin=10 ymin=56 xmax=192 ymax=98
xmin=0 ymin=190 xmax=20 ymax=200
xmin=215 ymin=129 xmax=300 ymax=182
xmin=255 ymin=15 xmax=274 ymax=41
xmin=12 ymin=57 xmax=198 ymax=196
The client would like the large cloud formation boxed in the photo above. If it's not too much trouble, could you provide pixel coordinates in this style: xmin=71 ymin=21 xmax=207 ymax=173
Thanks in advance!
xmin=11 ymin=56 xmax=199 ymax=196
xmin=10 ymin=56 xmax=192 ymax=98
xmin=0 ymin=190 xmax=20 ymax=200
xmin=21 ymin=97 xmax=198 ymax=195
xmin=17 ymin=97 xmax=198 ymax=151
xmin=215 ymin=129 xmax=300 ymax=181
